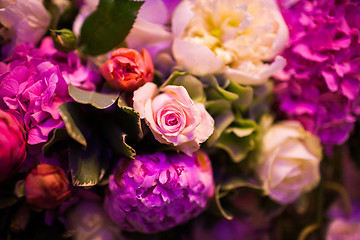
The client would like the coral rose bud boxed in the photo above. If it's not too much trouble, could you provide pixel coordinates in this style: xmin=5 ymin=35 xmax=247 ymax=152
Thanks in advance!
xmin=104 ymin=151 xmax=215 ymax=233
xmin=0 ymin=110 xmax=26 ymax=182
xmin=100 ymin=48 xmax=154 ymax=92
xmin=24 ymin=164 xmax=70 ymax=209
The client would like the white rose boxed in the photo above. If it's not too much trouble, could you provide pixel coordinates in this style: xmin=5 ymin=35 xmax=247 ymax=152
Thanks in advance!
xmin=171 ymin=0 xmax=289 ymax=85
xmin=257 ymin=121 xmax=322 ymax=204
xmin=133 ymin=82 xmax=214 ymax=155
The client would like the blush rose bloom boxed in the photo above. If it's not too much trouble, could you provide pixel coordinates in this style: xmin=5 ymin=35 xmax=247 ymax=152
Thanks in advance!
xmin=133 ymin=82 xmax=214 ymax=155
xmin=171 ymin=0 xmax=288 ymax=85
xmin=24 ymin=164 xmax=70 ymax=209
xmin=100 ymin=48 xmax=154 ymax=92
xmin=257 ymin=121 xmax=322 ymax=204
xmin=0 ymin=109 xmax=26 ymax=182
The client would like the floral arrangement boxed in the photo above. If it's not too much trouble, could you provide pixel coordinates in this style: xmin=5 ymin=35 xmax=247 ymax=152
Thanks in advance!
xmin=0 ymin=0 xmax=359 ymax=239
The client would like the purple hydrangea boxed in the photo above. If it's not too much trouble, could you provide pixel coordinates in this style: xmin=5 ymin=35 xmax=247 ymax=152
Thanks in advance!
xmin=0 ymin=38 xmax=101 ymax=145
xmin=274 ymin=0 xmax=360 ymax=149
xmin=104 ymin=151 xmax=215 ymax=233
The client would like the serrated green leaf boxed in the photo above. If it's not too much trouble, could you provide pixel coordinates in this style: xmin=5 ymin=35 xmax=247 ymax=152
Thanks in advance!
xmin=79 ymin=0 xmax=144 ymax=55
xmin=58 ymin=102 xmax=88 ymax=147
xmin=117 ymin=99 xmax=143 ymax=139
xmin=69 ymin=139 xmax=107 ymax=187
xmin=100 ymin=120 xmax=136 ymax=159
xmin=69 ymin=84 xmax=119 ymax=109
xmin=42 ymin=128 xmax=69 ymax=157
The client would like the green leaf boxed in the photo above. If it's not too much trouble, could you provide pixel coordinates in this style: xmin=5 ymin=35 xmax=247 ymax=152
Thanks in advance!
xmin=79 ymin=0 xmax=144 ymax=55
xmin=215 ymin=119 xmax=259 ymax=162
xmin=226 ymin=81 xmax=254 ymax=109
xmin=117 ymin=99 xmax=143 ymax=139
xmin=69 ymin=139 xmax=108 ymax=187
xmin=202 ymin=75 xmax=239 ymax=101
xmin=100 ymin=119 xmax=136 ymax=159
xmin=206 ymin=100 xmax=235 ymax=145
xmin=161 ymin=71 xmax=188 ymax=87
xmin=42 ymin=128 xmax=70 ymax=157
xmin=162 ymin=71 xmax=206 ymax=102
xmin=69 ymin=84 xmax=119 ymax=109
xmin=58 ymin=102 xmax=88 ymax=147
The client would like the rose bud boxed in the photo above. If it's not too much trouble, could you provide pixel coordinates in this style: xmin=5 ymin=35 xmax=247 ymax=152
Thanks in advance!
xmin=257 ymin=121 xmax=323 ymax=204
xmin=24 ymin=164 xmax=70 ymax=209
xmin=0 ymin=110 xmax=26 ymax=182
xmin=100 ymin=48 xmax=154 ymax=92
xmin=104 ymin=151 xmax=215 ymax=233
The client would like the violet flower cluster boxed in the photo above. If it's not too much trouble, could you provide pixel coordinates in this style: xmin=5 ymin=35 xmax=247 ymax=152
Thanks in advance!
xmin=274 ymin=0 xmax=360 ymax=148
xmin=104 ymin=151 xmax=215 ymax=233
xmin=0 ymin=37 xmax=100 ymax=145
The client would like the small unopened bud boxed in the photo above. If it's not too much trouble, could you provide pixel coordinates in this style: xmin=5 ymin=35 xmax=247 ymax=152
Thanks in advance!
xmin=50 ymin=28 xmax=76 ymax=52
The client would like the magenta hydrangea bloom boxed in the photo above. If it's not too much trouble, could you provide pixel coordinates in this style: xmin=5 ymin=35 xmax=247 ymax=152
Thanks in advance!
xmin=104 ymin=151 xmax=215 ymax=233
xmin=274 ymin=0 xmax=360 ymax=148
xmin=0 ymin=39 xmax=101 ymax=145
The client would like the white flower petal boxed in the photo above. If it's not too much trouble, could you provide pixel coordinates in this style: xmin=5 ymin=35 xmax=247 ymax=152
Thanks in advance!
xmin=224 ymin=56 xmax=287 ymax=85
xmin=171 ymin=0 xmax=194 ymax=37
xmin=172 ymin=39 xmax=224 ymax=76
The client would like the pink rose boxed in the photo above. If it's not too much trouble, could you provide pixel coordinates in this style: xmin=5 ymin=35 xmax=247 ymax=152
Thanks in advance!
xmin=0 ymin=109 xmax=26 ymax=182
xmin=133 ymin=82 xmax=214 ymax=155
xmin=100 ymin=48 xmax=154 ymax=92
xmin=24 ymin=164 xmax=70 ymax=209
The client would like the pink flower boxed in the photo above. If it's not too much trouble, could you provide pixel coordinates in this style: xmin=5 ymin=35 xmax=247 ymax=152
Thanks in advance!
xmin=24 ymin=164 xmax=70 ymax=209
xmin=274 ymin=0 xmax=360 ymax=149
xmin=0 ymin=40 xmax=100 ymax=145
xmin=104 ymin=151 xmax=215 ymax=233
xmin=133 ymin=82 xmax=214 ymax=155
xmin=100 ymin=48 xmax=154 ymax=92
xmin=0 ymin=109 xmax=26 ymax=182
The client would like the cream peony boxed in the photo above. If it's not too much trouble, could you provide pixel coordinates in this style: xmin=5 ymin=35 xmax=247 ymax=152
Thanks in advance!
xmin=133 ymin=82 xmax=214 ymax=155
xmin=257 ymin=121 xmax=322 ymax=204
xmin=171 ymin=0 xmax=288 ymax=85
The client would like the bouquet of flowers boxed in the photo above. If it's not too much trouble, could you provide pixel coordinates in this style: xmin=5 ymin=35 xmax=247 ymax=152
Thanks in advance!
xmin=0 ymin=0 xmax=359 ymax=239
